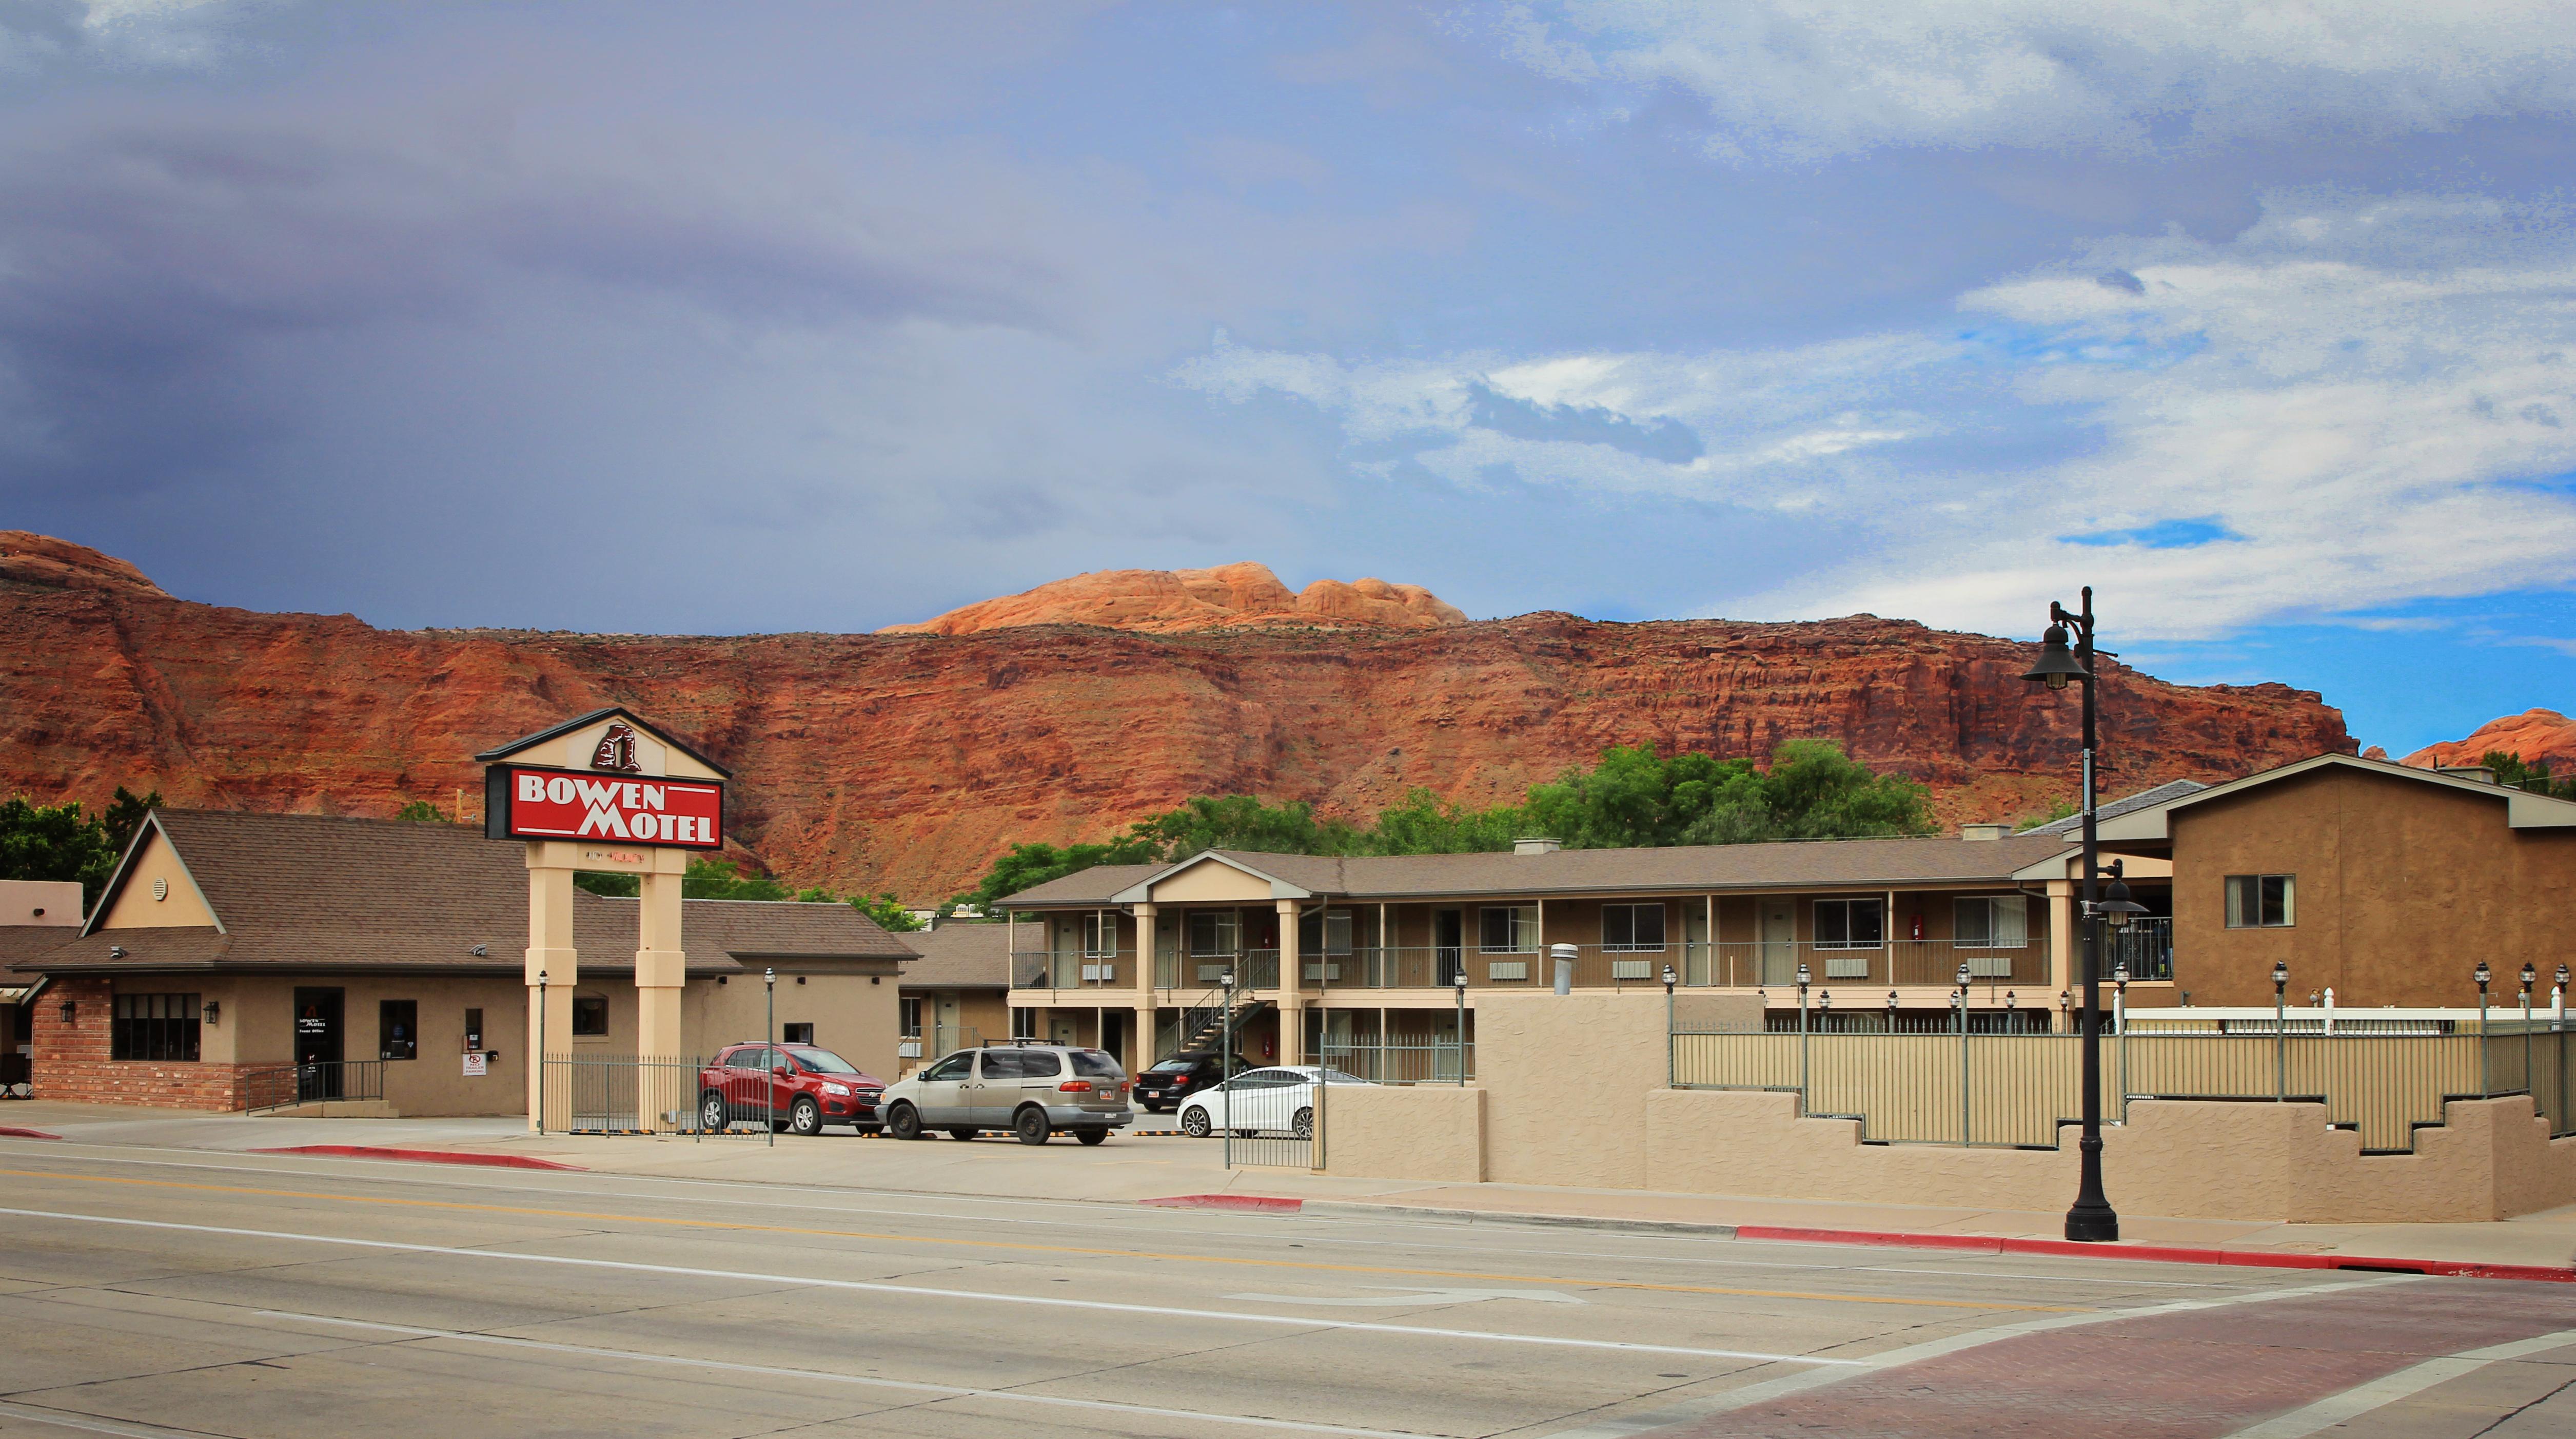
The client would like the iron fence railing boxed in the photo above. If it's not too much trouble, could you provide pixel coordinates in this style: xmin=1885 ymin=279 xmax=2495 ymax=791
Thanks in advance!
xmin=241 ymin=1060 xmax=385 ymax=1113
xmin=1672 ymin=1019 xmax=2574 ymax=1154
xmin=1011 ymin=949 xmax=1136 ymax=990
xmin=1319 ymin=1039 xmax=1474 ymax=1085
xmin=536 ymin=1054 xmax=800 ymax=1140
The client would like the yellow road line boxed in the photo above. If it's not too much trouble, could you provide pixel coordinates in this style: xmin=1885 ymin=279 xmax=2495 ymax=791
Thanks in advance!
xmin=0 ymin=1166 xmax=2083 ymax=1314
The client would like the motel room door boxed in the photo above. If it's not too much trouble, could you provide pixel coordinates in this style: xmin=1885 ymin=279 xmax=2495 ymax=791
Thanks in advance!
xmin=292 ymin=987 xmax=344 ymax=1101
xmin=1759 ymin=902 xmax=1797 ymax=988
xmin=1432 ymin=909 xmax=1464 ymax=987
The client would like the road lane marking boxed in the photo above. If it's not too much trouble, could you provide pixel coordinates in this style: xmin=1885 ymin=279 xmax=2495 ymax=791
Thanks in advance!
xmin=0 ymin=1401 xmax=226 ymax=1439
xmin=1224 ymin=1285 xmax=1587 ymax=1307
xmin=1535 ymin=1275 xmax=2421 ymax=1437
xmin=5 ymin=1143 xmax=2228 ymax=1289
xmin=2223 ymin=1328 xmax=2576 ymax=1439
xmin=0 ymin=1206 xmax=1866 ymax=1366
xmin=0 ymin=1167 xmax=2079 ymax=1313
xmin=253 ymin=1310 xmax=1439 ymax=1439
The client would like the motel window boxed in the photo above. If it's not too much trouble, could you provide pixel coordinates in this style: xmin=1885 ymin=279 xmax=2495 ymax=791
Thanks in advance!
xmin=111 ymin=994 xmax=200 ymax=1062
xmin=900 ymin=998 xmax=923 ymax=1038
xmin=1601 ymin=903 xmax=1667 ymax=952
xmin=781 ymin=1023 xmax=814 ymax=1046
xmin=1079 ymin=912 xmax=1117 ymax=957
xmin=1953 ymin=897 xmax=2029 ymax=949
xmin=571 ymin=994 xmax=609 ymax=1036
xmin=379 ymin=1000 xmax=418 ymax=1061
xmin=1813 ymin=899 xmax=1885 ymax=950
xmin=1299 ymin=909 xmax=1355 ymax=956
xmin=2225 ymin=875 xmax=2296 ymax=928
xmin=1479 ymin=905 xmax=1538 ymax=953
xmin=1186 ymin=910 xmax=1238 ymax=956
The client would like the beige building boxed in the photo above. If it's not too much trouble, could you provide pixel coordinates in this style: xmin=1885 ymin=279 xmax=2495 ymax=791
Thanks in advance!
xmin=996 ymin=829 xmax=2123 ymax=1069
xmin=0 ymin=879 xmax=83 ymax=1095
xmin=894 ymin=920 xmax=1014 ymax=1074
xmin=12 ymin=810 xmax=916 ymax=1113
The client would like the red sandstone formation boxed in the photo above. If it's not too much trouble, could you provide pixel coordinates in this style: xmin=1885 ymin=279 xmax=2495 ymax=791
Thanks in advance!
xmin=3 ymin=533 xmax=2354 ymax=902
xmin=2403 ymin=708 xmax=2576 ymax=772
xmin=879 ymin=562 xmax=1466 ymax=635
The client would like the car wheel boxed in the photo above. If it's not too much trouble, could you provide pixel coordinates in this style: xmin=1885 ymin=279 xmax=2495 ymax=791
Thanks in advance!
xmin=886 ymin=1103 xmax=923 ymax=1141
xmin=1013 ymin=1106 xmax=1051 ymax=1145
xmin=789 ymin=1096 xmax=823 ymax=1137
xmin=1179 ymin=1107 xmax=1211 ymax=1138
xmin=949 ymin=1127 xmax=981 ymax=1141
xmin=698 ymin=1090 xmax=727 ymax=1133
xmin=1076 ymin=1129 xmax=1108 ymax=1146
xmin=1292 ymin=1106 xmax=1313 ymax=1141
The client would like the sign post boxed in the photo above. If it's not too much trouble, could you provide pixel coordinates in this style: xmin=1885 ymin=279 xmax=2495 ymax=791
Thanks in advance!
xmin=478 ymin=710 xmax=733 ymax=1132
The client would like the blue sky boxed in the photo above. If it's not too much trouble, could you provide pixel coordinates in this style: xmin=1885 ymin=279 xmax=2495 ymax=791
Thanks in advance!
xmin=4 ymin=3 xmax=2573 ymax=757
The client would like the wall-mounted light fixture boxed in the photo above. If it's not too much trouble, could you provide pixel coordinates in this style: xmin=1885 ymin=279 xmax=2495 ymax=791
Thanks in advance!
xmin=796 ymin=975 xmax=807 ymax=986
xmin=58 ymin=1001 xmax=75 ymax=1023
xmin=470 ymin=944 xmax=488 ymax=957
xmin=203 ymin=1000 xmax=220 ymax=1025
xmin=108 ymin=945 xmax=127 ymax=959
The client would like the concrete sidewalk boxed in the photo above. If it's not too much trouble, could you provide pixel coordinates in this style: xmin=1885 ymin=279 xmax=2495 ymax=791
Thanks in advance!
xmin=7 ymin=1099 xmax=2571 ymax=1274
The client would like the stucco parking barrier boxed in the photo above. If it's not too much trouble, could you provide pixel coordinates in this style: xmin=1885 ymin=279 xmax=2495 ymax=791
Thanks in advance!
xmin=250 ymin=1144 xmax=585 ymax=1171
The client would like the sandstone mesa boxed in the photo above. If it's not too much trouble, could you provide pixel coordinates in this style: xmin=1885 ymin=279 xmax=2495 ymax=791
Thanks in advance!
xmin=878 ymin=562 xmax=1469 ymax=636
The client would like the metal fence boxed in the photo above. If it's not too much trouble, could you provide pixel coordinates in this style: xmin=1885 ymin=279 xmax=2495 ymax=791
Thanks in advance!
xmin=241 ymin=1060 xmax=385 ymax=1113
xmin=1672 ymin=1020 xmax=2575 ymax=1154
xmin=1319 ymin=1039 xmax=1473 ymax=1085
xmin=538 ymin=1054 xmax=789 ymax=1140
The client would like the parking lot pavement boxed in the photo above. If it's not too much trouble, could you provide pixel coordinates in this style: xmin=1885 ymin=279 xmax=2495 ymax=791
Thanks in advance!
xmin=6 ymin=1139 xmax=2571 ymax=1438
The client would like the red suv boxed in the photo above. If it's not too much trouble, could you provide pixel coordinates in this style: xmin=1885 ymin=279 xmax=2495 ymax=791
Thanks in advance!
xmin=698 ymin=1043 xmax=884 ymax=1136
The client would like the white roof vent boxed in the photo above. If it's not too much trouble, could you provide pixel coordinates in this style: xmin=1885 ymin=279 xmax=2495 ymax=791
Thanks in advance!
xmin=1512 ymin=837 xmax=1562 ymax=856
xmin=1959 ymin=823 xmax=2011 ymax=841
xmin=2435 ymin=766 xmax=2499 ymax=785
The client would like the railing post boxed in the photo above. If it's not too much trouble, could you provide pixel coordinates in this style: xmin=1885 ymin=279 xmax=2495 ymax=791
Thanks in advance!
xmin=1958 ymin=990 xmax=1971 ymax=1146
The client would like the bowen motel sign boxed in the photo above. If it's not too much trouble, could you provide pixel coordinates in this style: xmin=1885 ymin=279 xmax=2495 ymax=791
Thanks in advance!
xmin=483 ymin=721 xmax=726 ymax=848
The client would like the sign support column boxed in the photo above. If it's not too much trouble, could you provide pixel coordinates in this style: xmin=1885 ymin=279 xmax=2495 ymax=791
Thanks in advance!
xmin=1277 ymin=898 xmax=1305 ymax=1066
xmin=526 ymin=853 xmax=577 ymax=1131
xmin=1131 ymin=901 xmax=1157 ymax=1066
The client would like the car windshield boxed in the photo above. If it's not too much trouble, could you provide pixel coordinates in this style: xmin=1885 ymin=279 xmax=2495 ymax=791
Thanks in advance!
xmin=1147 ymin=1058 xmax=1201 ymax=1073
xmin=1070 ymin=1049 xmax=1124 ymax=1079
xmin=788 ymin=1047 xmax=861 ymax=1075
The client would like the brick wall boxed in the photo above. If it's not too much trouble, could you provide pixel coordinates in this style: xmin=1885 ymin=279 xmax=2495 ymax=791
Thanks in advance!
xmin=33 ymin=976 xmax=251 ymax=1111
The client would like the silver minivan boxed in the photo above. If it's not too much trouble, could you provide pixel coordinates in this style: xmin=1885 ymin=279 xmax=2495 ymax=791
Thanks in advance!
xmin=880 ymin=1044 xmax=1134 ymax=1145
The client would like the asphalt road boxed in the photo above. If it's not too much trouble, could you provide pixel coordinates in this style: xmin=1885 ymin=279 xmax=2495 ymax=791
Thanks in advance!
xmin=1 ymin=1138 xmax=2572 ymax=1439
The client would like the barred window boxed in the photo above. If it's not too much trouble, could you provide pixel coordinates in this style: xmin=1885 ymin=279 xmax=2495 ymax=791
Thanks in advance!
xmin=112 ymin=994 xmax=200 ymax=1062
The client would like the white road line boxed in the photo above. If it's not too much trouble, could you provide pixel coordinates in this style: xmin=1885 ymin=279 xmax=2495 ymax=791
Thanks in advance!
xmin=1 ymin=1145 xmax=2226 ymax=1290
xmin=2223 ymin=1328 xmax=2576 ymax=1439
xmin=1535 ymin=1275 xmax=2420 ymax=1438
xmin=0 ymin=1205 xmax=1858 ymax=1367
xmin=253 ymin=1310 xmax=1438 ymax=1439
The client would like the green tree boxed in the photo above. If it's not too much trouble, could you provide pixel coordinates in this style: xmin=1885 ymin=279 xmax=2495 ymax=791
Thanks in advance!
xmin=951 ymin=834 xmax=1162 ymax=915
xmin=848 ymin=891 xmax=925 ymax=932
xmin=392 ymin=799 xmax=447 ymax=823
xmin=572 ymin=871 xmax=639 ymax=897
xmin=680 ymin=857 xmax=789 ymax=900
xmin=2479 ymin=751 xmax=2576 ymax=801
xmin=1126 ymin=794 xmax=1359 ymax=858
xmin=0 ymin=796 xmax=121 ymax=904
xmin=101 ymin=786 xmax=161 ymax=854
xmin=1353 ymin=789 xmax=1520 ymax=854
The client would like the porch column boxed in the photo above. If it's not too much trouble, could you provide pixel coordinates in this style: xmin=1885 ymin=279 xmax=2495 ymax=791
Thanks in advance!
xmin=1277 ymin=898 xmax=1305 ymax=1065
xmin=1132 ymin=902 xmax=1156 ymax=1063
xmin=525 ymin=857 xmax=577 ymax=1131
xmin=2047 ymin=879 xmax=2076 ymax=1032
xmin=635 ymin=853 xmax=686 ymax=1062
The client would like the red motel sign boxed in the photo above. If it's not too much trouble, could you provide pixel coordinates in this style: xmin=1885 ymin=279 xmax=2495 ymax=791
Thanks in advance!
xmin=488 ymin=765 xmax=724 ymax=849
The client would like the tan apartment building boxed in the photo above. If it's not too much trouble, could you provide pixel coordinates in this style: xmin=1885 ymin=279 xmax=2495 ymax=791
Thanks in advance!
xmin=996 ymin=828 xmax=2139 ymax=1068
xmin=895 ymin=920 xmax=1013 ymax=1073
xmin=11 ymin=810 xmax=917 ymax=1113
xmin=0 ymin=880 xmax=83 ymax=1095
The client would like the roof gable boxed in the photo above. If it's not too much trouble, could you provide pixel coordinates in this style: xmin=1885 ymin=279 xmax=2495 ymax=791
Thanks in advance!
xmin=475 ymin=707 xmax=732 ymax=780
xmin=85 ymin=813 xmax=222 ymax=935
xmin=1109 ymin=851 xmax=1318 ymax=904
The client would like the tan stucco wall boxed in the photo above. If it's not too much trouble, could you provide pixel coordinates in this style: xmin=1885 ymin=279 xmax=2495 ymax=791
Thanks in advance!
xmin=1321 ymin=1085 xmax=1484 ymax=1182
xmin=685 ymin=966 xmax=904 ymax=1081
xmin=1149 ymin=863 xmax=1277 ymax=905
xmin=96 ymin=831 xmax=216 ymax=929
xmin=2172 ymin=768 xmax=2576 ymax=1006
xmin=1474 ymin=990 xmax=1762 ymax=1189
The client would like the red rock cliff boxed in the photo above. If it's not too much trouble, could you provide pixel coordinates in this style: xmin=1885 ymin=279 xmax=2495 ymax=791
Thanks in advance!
xmin=2403 ymin=709 xmax=2576 ymax=772
xmin=2 ymin=534 xmax=2354 ymax=902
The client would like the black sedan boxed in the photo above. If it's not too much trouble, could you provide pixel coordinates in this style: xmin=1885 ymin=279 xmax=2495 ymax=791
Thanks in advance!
xmin=1133 ymin=1052 xmax=1227 ymax=1112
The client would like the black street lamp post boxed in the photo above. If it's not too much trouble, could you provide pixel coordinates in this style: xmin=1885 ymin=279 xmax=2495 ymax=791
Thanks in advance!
xmin=2021 ymin=586 xmax=2146 ymax=1243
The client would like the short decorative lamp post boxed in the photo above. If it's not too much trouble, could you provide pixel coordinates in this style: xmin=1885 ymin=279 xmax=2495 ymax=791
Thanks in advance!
xmin=2556 ymin=964 xmax=2570 ymax=1032
xmin=764 ymin=966 xmax=778 ymax=1147
xmin=2021 ymin=587 xmax=2150 ymax=1243
xmin=1796 ymin=962 xmax=1814 ymax=1096
xmin=2004 ymin=990 xmax=2017 ymax=1030
xmin=1819 ymin=989 xmax=1833 ymax=1027
xmin=2271 ymin=961 xmax=2290 ymax=1099
xmin=2476 ymin=960 xmax=2492 ymax=1030
xmin=1450 ymin=966 xmax=1468 ymax=1086
xmin=2522 ymin=962 xmax=2538 ymax=1022
xmin=1662 ymin=962 xmax=1678 ymax=1041
xmin=1885 ymin=988 xmax=1899 ymax=1034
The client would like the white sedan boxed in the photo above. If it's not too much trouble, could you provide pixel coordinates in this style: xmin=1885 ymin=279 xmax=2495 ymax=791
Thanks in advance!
xmin=1176 ymin=1065 xmax=1374 ymax=1140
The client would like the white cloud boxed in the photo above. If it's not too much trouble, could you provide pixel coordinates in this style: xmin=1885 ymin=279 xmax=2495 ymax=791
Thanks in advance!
xmin=1490 ymin=1 xmax=2576 ymax=161
xmin=1179 ymin=191 xmax=2576 ymax=640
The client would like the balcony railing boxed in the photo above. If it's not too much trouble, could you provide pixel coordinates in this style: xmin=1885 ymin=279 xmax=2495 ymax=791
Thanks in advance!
xmin=1011 ymin=949 xmax=1136 ymax=990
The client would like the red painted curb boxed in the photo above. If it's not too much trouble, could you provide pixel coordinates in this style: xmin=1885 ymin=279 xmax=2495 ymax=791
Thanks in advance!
xmin=1139 ymin=1194 xmax=1305 ymax=1214
xmin=250 ymin=1144 xmax=584 ymax=1171
xmin=1734 ymin=1224 xmax=2576 ymax=1283
xmin=0 ymin=1126 xmax=62 ymax=1140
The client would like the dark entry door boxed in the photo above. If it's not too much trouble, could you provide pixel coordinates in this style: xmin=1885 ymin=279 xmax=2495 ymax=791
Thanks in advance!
xmin=293 ymin=987 xmax=344 ymax=1100
xmin=1433 ymin=909 xmax=1464 ymax=987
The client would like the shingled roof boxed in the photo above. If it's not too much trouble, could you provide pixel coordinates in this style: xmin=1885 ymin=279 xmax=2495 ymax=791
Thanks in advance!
xmin=18 ymin=810 xmax=914 ymax=976
xmin=996 ymin=832 xmax=2076 ymax=908
xmin=897 ymin=921 xmax=1014 ymax=989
